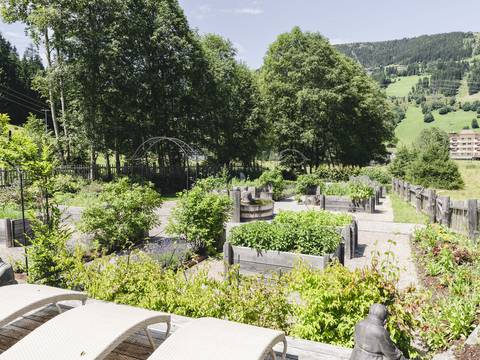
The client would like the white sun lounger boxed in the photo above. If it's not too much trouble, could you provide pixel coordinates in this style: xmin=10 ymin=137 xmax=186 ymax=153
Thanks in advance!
xmin=0 ymin=284 xmax=87 ymax=327
xmin=149 ymin=317 xmax=287 ymax=360
xmin=0 ymin=302 xmax=171 ymax=360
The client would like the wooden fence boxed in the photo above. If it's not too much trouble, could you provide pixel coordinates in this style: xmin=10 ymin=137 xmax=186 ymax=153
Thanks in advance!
xmin=392 ymin=178 xmax=479 ymax=241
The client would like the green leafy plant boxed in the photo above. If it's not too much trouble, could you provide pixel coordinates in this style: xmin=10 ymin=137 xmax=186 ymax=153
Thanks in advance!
xmin=323 ymin=182 xmax=350 ymax=196
xmin=229 ymin=210 xmax=349 ymax=256
xmin=27 ymin=207 xmax=78 ymax=287
xmin=295 ymin=174 xmax=323 ymax=195
xmin=167 ymin=181 xmax=232 ymax=255
xmin=288 ymin=261 xmax=417 ymax=357
xmin=79 ymin=178 xmax=162 ymax=253
xmin=75 ymin=251 xmax=292 ymax=331
xmin=257 ymin=168 xmax=285 ymax=200
xmin=347 ymin=181 xmax=375 ymax=203
xmin=50 ymin=174 xmax=87 ymax=194
xmin=315 ymin=165 xmax=362 ymax=182
xmin=358 ymin=166 xmax=391 ymax=185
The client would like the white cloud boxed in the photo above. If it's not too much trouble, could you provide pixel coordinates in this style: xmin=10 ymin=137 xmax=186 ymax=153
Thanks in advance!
xmin=231 ymin=8 xmax=263 ymax=15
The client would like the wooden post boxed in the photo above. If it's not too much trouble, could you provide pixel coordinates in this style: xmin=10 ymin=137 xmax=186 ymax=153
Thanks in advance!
xmin=369 ymin=197 xmax=375 ymax=214
xmin=439 ymin=196 xmax=451 ymax=227
xmin=352 ymin=220 xmax=358 ymax=252
xmin=428 ymin=189 xmax=437 ymax=223
xmin=406 ymin=183 xmax=412 ymax=203
xmin=319 ymin=194 xmax=326 ymax=210
xmin=230 ymin=187 xmax=241 ymax=223
xmin=223 ymin=241 xmax=234 ymax=276
xmin=415 ymin=187 xmax=422 ymax=213
xmin=343 ymin=225 xmax=353 ymax=260
xmin=467 ymin=199 xmax=478 ymax=242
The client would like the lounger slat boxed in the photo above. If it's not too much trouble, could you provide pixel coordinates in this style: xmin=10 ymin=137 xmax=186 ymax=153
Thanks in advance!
xmin=148 ymin=317 xmax=287 ymax=360
xmin=0 ymin=303 xmax=170 ymax=360
xmin=0 ymin=284 xmax=87 ymax=327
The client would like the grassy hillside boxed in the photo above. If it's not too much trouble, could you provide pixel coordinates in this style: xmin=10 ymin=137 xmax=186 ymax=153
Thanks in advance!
xmin=457 ymin=77 xmax=480 ymax=102
xmin=395 ymin=106 xmax=479 ymax=145
xmin=437 ymin=161 xmax=480 ymax=200
xmin=385 ymin=75 xmax=421 ymax=97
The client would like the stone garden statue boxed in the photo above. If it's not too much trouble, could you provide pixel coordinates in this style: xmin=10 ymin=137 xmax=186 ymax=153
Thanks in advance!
xmin=350 ymin=304 xmax=407 ymax=360
xmin=0 ymin=258 xmax=16 ymax=286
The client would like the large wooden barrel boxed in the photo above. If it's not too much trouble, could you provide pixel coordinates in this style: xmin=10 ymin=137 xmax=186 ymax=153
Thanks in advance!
xmin=240 ymin=200 xmax=274 ymax=222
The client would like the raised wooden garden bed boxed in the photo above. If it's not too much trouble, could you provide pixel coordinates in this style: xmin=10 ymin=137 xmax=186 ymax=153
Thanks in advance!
xmin=224 ymin=243 xmax=344 ymax=275
xmin=304 ymin=194 xmax=376 ymax=213
xmin=224 ymin=222 xmax=357 ymax=275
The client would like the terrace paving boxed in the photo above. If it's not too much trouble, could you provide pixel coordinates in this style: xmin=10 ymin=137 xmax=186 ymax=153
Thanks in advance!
xmin=345 ymin=196 xmax=422 ymax=290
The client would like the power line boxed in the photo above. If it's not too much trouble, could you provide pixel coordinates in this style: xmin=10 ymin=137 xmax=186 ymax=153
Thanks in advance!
xmin=0 ymin=83 xmax=46 ymax=107
xmin=0 ymin=95 xmax=44 ymax=114
xmin=0 ymin=89 xmax=45 ymax=110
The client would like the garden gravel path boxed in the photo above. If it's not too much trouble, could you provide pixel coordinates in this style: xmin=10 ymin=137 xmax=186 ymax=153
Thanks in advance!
xmin=345 ymin=195 xmax=422 ymax=290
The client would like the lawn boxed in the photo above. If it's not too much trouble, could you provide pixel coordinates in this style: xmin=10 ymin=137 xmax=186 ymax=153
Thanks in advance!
xmin=395 ymin=105 xmax=479 ymax=145
xmin=385 ymin=75 xmax=421 ymax=98
xmin=390 ymin=193 xmax=428 ymax=224
xmin=436 ymin=160 xmax=480 ymax=200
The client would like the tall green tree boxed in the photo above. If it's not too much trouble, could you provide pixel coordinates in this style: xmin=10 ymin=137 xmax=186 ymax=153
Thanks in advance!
xmin=260 ymin=27 xmax=394 ymax=168
xmin=200 ymin=34 xmax=265 ymax=166
xmin=0 ymin=0 xmax=64 ymax=150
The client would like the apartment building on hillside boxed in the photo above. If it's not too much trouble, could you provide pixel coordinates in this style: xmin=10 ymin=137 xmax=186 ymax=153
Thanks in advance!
xmin=449 ymin=130 xmax=480 ymax=160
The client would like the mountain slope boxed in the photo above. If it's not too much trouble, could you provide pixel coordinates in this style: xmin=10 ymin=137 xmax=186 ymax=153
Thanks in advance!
xmin=335 ymin=32 xmax=477 ymax=68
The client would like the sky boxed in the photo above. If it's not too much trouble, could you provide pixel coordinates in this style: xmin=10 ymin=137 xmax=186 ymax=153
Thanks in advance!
xmin=2 ymin=0 xmax=480 ymax=69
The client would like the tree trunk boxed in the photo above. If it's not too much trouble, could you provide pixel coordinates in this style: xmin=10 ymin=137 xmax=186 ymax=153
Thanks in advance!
xmin=44 ymin=28 xmax=64 ymax=163
xmin=115 ymin=140 xmax=121 ymax=175
xmin=57 ymin=48 xmax=70 ymax=162
xmin=105 ymin=151 xmax=111 ymax=180
xmin=89 ymin=147 xmax=97 ymax=181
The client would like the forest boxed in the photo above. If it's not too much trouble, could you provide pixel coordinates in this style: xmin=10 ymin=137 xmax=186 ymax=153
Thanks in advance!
xmin=0 ymin=33 xmax=43 ymax=124
xmin=0 ymin=0 xmax=394 ymax=170
xmin=336 ymin=32 xmax=477 ymax=69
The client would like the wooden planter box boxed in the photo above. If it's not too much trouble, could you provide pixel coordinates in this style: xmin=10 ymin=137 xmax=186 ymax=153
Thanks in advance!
xmin=224 ymin=222 xmax=358 ymax=275
xmin=0 ymin=219 xmax=33 ymax=248
xmin=321 ymin=195 xmax=375 ymax=213
xmin=224 ymin=243 xmax=344 ymax=275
